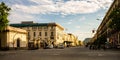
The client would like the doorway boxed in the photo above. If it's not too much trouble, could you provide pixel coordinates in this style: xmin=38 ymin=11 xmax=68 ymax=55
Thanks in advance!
xmin=17 ymin=38 xmax=20 ymax=48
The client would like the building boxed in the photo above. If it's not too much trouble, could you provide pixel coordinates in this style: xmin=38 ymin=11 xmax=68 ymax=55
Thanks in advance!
xmin=92 ymin=0 xmax=120 ymax=48
xmin=64 ymin=33 xmax=78 ymax=47
xmin=0 ymin=26 xmax=28 ymax=50
xmin=10 ymin=21 xmax=65 ymax=48
xmin=83 ymin=38 xmax=92 ymax=46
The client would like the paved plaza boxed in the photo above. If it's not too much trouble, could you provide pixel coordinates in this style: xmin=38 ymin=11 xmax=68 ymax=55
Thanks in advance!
xmin=0 ymin=47 xmax=120 ymax=60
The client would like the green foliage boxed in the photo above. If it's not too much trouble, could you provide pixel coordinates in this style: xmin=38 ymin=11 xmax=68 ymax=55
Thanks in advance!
xmin=108 ymin=8 xmax=120 ymax=30
xmin=0 ymin=2 xmax=11 ymax=31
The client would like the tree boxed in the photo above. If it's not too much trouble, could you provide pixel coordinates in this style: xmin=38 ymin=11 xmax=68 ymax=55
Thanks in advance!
xmin=0 ymin=2 xmax=11 ymax=31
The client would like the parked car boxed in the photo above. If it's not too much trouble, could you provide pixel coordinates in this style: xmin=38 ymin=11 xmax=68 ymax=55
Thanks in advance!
xmin=57 ymin=43 xmax=64 ymax=49
xmin=46 ymin=44 xmax=53 ymax=49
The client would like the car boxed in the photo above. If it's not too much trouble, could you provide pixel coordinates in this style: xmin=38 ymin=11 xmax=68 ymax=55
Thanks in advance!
xmin=46 ymin=44 xmax=53 ymax=49
xmin=57 ymin=43 xmax=64 ymax=49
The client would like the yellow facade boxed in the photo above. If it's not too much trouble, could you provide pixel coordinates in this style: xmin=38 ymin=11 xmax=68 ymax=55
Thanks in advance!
xmin=10 ymin=22 xmax=65 ymax=48
xmin=64 ymin=33 xmax=78 ymax=47
xmin=0 ymin=26 xmax=27 ymax=50
xmin=10 ymin=22 xmax=80 ymax=48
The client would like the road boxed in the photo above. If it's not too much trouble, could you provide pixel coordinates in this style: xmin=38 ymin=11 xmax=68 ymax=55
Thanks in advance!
xmin=0 ymin=47 xmax=120 ymax=60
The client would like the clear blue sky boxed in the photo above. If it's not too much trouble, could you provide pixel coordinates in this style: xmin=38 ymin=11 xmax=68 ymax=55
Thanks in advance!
xmin=0 ymin=0 xmax=113 ymax=41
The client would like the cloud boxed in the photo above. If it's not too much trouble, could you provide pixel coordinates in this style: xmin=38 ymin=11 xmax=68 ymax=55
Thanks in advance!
xmin=60 ymin=0 xmax=100 ymax=14
xmin=6 ymin=0 xmax=113 ymax=23
xmin=30 ymin=0 xmax=53 ymax=5
xmin=12 ymin=4 xmax=57 ymax=14
xmin=93 ymin=0 xmax=113 ymax=9
xmin=8 ymin=11 xmax=35 ymax=23
xmin=10 ymin=0 xmax=113 ymax=15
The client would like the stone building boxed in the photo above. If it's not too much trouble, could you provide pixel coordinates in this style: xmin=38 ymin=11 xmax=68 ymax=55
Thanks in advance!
xmin=68 ymin=33 xmax=78 ymax=46
xmin=92 ymin=0 xmax=120 ymax=48
xmin=0 ymin=26 xmax=27 ymax=50
xmin=10 ymin=21 xmax=65 ymax=48
xmin=63 ymin=33 xmax=78 ymax=47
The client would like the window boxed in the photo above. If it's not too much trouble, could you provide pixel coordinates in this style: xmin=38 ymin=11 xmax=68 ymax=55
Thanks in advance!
xmin=33 ymin=32 xmax=36 ymax=37
xmin=51 ymin=26 xmax=53 ymax=29
xmin=44 ymin=26 xmax=48 ymax=30
xmin=27 ymin=27 xmax=29 ymax=29
xmin=32 ymin=27 xmax=37 ymax=30
xmin=28 ymin=32 xmax=29 ymax=35
xmin=28 ymin=32 xmax=30 ymax=40
xmin=51 ymin=32 xmax=54 ymax=36
xmin=28 ymin=32 xmax=30 ymax=37
xmin=45 ymin=32 xmax=47 ymax=36
xmin=38 ymin=26 xmax=42 ymax=30
xmin=50 ymin=26 xmax=54 ymax=31
xmin=50 ymin=37 xmax=54 ymax=39
xmin=39 ymin=32 xmax=41 ymax=36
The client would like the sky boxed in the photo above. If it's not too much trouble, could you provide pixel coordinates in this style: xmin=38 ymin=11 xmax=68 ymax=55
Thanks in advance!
xmin=0 ymin=0 xmax=114 ymax=41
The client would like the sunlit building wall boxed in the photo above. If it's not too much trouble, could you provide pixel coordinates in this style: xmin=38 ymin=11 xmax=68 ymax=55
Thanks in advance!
xmin=10 ymin=21 xmax=65 ymax=47
xmin=67 ymin=33 xmax=78 ymax=46
xmin=0 ymin=26 xmax=27 ymax=49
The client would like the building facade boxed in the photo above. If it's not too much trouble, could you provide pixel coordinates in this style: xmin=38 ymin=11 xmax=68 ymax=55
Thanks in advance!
xmin=92 ymin=0 xmax=120 ymax=48
xmin=0 ymin=26 xmax=27 ymax=50
xmin=10 ymin=21 xmax=65 ymax=48
xmin=64 ymin=33 xmax=78 ymax=47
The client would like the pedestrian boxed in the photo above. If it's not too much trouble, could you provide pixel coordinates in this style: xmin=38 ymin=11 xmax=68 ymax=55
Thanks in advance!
xmin=89 ymin=44 xmax=92 ymax=50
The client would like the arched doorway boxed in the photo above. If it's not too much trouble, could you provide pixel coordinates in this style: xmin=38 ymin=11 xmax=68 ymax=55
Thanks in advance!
xmin=17 ymin=38 xmax=20 ymax=48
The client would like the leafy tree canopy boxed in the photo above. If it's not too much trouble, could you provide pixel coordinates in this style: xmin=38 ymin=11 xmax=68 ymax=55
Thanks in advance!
xmin=0 ymin=2 xmax=11 ymax=31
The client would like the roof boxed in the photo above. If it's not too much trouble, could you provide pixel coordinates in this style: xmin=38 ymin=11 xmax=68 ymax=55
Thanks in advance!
xmin=10 ymin=23 xmax=48 ymax=27
xmin=5 ymin=26 xmax=27 ymax=33
xmin=10 ymin=22 xmax=64 ymax=30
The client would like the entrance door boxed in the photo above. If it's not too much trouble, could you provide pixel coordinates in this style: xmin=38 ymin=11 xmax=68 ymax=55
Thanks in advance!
xmin=17 ymin=38 xmax=20 ymax=47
